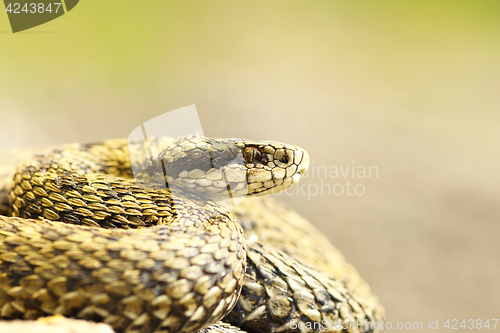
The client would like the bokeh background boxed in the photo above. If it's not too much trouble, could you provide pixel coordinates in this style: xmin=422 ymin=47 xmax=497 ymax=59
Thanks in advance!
xmin=1 ymin=1 xmax=499 ymax=331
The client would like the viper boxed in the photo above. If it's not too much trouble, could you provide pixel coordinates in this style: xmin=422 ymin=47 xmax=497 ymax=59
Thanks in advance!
xmin=0 ymin=136 xmax=384 ymax=333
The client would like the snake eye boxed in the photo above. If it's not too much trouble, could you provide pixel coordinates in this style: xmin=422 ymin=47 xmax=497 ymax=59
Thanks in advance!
xmin=243 ymin=147 xmax=261 ymax=163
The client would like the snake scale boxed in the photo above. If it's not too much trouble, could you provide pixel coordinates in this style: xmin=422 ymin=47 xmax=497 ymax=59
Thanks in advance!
xmin=0 ymin=136 xmax=384 ymax=333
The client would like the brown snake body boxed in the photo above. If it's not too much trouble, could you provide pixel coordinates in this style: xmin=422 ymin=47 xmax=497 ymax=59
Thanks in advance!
xmin=0 ymin=137 xmax=384 ymax=333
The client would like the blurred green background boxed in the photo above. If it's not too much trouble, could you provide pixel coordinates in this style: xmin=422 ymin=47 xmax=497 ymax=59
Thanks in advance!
xmin=1 ymin=1 xmax=499 ymax=331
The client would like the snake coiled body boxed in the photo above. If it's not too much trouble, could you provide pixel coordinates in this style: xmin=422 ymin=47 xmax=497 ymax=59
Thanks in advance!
xmin=0 ymin=137 xmax=384 ymax=333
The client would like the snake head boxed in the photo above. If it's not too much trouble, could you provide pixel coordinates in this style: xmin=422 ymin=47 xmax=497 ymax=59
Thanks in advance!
xmin=156 ymin=136 xmax=309 ymax=201
xmin=237 ymin=140 xmax=310 ymax=196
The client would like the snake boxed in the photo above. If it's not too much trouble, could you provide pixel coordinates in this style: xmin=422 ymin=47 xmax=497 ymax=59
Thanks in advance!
xmin=0 ymin=136 xmax=384 ymax=333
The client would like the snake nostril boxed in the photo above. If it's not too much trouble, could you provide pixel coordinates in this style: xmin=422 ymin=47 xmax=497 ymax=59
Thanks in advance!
xmin=297 ymin=166 xmax=307 ymax=176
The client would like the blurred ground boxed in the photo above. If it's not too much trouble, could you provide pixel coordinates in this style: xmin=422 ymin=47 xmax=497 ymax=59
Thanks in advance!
xmin=1 ymin=1 xmax=499 ymax=331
